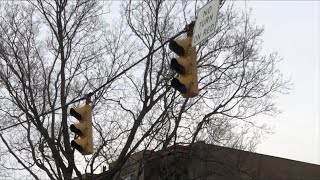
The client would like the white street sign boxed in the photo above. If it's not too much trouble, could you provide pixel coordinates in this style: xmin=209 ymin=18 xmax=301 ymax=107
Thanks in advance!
xmin=192 ymin=0 xmax=220 ymax=47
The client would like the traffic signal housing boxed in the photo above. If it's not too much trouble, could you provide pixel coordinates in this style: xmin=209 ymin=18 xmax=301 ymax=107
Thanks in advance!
xmin=169 ymin=36 xmax=198 ymax=98
xmin=69 ymin=104 xmax=93 ymax=155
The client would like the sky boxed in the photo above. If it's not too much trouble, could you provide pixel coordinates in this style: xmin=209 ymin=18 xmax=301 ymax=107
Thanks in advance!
xmin=243 ymin=1 xmax=320 ymax=164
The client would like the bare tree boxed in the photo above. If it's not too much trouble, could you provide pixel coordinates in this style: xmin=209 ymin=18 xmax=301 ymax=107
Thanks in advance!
xmin=0 ymin=0 xmax=288 ymax=179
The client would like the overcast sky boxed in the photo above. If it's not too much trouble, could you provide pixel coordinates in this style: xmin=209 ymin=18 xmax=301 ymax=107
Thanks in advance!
xmin=243 ymin=1 xmax=320 ymax=164
xmin=106 ymin=0 xmax=320 ymax=165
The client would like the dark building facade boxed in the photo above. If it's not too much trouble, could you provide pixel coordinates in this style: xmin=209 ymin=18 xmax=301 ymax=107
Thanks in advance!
xmin=94 ymin=142 xmax=320 ymax=180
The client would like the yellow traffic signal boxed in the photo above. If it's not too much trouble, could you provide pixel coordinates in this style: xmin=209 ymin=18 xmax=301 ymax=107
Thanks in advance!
xmin=70 ymin=104 xmax=93 ymax=155
xmin=169 ymin=36 xmax=198 ymax=98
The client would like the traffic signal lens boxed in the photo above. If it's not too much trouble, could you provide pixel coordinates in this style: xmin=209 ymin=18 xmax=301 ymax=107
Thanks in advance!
xmin=169 ymin=40 xmax=185 ymax=56
xmin=171 ymin=58 xmax=185 ymax=74
xmin=70 ymin=108 xmax=82 ymax=121
xmin=171 ymin=78 xmax=187 ymax=93
xmin=70 ymin=124 xmax=82 ymax=136
xmin=71 ymin=140 xmax=84 ymax=153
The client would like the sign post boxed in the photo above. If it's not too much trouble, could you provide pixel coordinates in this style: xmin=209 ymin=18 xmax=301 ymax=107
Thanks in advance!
xmin=192 ymin=0 xmax=220 ymax=47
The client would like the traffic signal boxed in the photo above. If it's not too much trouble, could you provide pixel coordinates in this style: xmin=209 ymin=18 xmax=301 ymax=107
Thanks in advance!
xmin=69 ymin=104 xmax=93 ymax=155
xmin=169 ymin=36 xmax=198 ymax=98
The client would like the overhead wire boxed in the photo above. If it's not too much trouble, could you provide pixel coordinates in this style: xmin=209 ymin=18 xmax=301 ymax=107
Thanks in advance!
xmin=0 ymin=0 xmax=227 ymax=133
xmin=0 ymin=30 xmax=186 ymax=132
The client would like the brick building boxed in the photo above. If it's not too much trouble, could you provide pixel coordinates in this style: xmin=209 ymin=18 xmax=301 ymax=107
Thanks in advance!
xmin=99 ymin=141 xmax=320 ymax=180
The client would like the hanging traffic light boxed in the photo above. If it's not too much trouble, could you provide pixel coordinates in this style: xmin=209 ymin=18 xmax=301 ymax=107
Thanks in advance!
xmin=169 ymin=36 xmax=198 ymax=98
xmin=69 ymin=104 xmax=93 ymax=155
